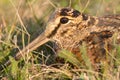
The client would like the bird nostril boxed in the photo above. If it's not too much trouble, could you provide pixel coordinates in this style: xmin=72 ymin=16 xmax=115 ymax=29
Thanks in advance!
xmin=60 ymin=17 xmax=69 ymax=24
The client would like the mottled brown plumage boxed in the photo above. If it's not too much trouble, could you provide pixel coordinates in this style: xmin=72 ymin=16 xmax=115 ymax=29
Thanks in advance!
xmin=1 ymin=7 xmax=120 ymax=70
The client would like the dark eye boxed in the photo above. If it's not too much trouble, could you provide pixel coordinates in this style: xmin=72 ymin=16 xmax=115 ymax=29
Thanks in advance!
xmin=60 ymin=17 xmax=69 ymax=24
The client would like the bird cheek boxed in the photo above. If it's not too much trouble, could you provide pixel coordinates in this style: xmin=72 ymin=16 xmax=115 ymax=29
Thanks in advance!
xmin=45 ymin=24 xmax=56 ymax=36
xmin=45 ymin=17 xmax=61 ymax=37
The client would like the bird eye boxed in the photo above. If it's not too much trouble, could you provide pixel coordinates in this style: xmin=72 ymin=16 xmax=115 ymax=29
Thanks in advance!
xmin=60 ymin=17 xmax=69 ymax=24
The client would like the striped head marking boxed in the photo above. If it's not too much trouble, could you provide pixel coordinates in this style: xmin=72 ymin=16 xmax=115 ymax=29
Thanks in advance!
xmin=45 ymin=7 xmax=89 ymax=38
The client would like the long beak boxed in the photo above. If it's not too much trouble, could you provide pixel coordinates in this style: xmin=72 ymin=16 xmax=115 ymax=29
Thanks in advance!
xmin=1 ymin=32 xmax=50 ymax=69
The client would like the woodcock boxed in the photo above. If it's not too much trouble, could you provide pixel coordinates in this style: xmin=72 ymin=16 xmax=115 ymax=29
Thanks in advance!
xmin=1 ymin=7 xmax=120 ymax=70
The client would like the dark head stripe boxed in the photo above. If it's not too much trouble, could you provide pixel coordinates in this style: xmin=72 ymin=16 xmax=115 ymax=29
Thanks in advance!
xmin=60 ymin=8 xmax=71 ymax=16
xmin=72 ymin=10 xmax=81 ymax=17
xmin=82 ymin=14 xmax=88 ymax=20
xmin=60 ymin=8 xmax=81 ymax=17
